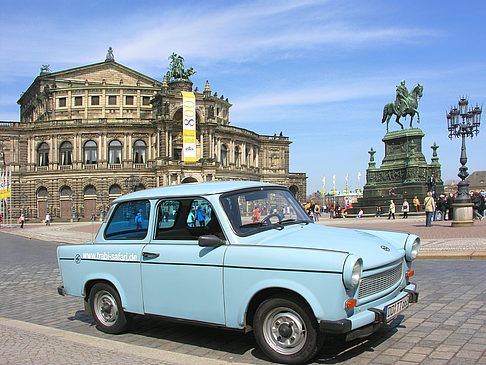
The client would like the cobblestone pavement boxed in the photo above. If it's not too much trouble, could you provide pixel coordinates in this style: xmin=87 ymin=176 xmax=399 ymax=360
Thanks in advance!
xmin=1 ymin=232 xmax=486 ymax=364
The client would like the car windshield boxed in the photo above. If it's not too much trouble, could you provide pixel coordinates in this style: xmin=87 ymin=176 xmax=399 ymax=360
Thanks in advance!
xmin=221 ymin=188 xmax=311 ymax=236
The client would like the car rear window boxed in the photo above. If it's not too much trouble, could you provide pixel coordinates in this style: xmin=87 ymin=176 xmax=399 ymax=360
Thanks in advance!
xmin=104 ymin=200 xmax=151 ymax=240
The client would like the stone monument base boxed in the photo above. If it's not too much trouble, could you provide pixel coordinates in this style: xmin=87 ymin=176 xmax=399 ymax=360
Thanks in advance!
xmin=451 ymin=202 xmax=474 ymax=227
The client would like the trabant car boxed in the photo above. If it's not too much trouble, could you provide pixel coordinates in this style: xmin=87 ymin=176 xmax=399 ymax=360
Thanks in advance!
xmin=57 ymin=181 xmax=419 ymax=364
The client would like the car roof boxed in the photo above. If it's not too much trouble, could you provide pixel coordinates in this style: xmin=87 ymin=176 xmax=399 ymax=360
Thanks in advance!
xmin=113 ymin=181 xmax=284 ymax=203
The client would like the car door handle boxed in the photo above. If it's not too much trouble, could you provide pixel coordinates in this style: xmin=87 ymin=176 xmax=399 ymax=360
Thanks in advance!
xmin=142 ymin=251 xmax=160 ymax=258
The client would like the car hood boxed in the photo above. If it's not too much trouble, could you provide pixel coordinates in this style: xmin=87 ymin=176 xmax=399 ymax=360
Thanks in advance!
xmin=241 ymin=223 xmax=407 ymax=269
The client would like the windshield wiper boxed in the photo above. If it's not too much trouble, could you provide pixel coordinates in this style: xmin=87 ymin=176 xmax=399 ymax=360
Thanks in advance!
xmin=240 ymin=222 xmax=284 ymax=231
xmin=278 ymin=219 xmax=310 ymax=225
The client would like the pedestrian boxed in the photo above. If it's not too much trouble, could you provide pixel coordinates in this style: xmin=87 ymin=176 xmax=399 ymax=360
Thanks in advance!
xmin=314 ymin=204 xmax=320 ymax=222
xmin=252 ymin=206 xmax=260 ymax=223
xmin=427 ymin=173 xmax=436 ymax=194
xmin=376 ymin=205 xmax=382 ymax=217
xmin=473 ymin=192 xmax=484 ymax=221
xmin=330 ymin=205 xmax=334 ymax=219
xmin=424 ymin=192 xmax=435 ymax=227
xmin=135 ymin=209 xmax=143 ymax=230
xmin=413 ymin=196 xmax=421 ymax=212
xmin=446 ymin=193 xmax=454 ymax=220
xmin=438 ymin=195 xmax=447 ymax=220
xmin=18 ymin=213 xmax=25 ymax=228
xmin=197 ymin=206 xmax=206 ymax=226
xmin=402 ymin=199 xmax=409 ymax=219
xmin=356 ymin=209 xmax=364 ymax=218
xmin=388 ymin=200 xmax=395 ymax=220
xmin=45 ymin=213 xmax=50 ymax=226
xmin=433 ymin=196 xmax=439 ymax=221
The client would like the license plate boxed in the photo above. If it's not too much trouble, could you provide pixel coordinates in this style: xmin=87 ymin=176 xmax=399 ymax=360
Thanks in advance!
xmin=385 ymin=295 xmax=409 ymax=321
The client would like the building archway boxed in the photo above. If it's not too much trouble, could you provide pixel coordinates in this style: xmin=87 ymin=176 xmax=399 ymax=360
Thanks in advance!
xmin=36 ymin=186 xmax=48 ymax=218
xmin=59 ymin=186 xmax=73 ymax=219
xmin=289 ymin=185 xmax=299 ymax=197
xmin=84 ymin=185 xmax=97 ymax=218
xmin=181 ymin=177 xmax=198 ymax=184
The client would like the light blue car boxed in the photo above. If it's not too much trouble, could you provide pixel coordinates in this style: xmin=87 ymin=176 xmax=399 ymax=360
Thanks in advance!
xmin=57 ymin=181 xmax=419 ymax=364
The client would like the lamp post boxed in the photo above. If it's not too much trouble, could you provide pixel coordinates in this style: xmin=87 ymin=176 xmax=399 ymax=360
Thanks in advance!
xmin=446 ymin=97 xmax=481 ymax=226
xmin=124 ymin=175 xmax=140 ymax=193
xmin=71 ymin=194 xmax=76 ymax=221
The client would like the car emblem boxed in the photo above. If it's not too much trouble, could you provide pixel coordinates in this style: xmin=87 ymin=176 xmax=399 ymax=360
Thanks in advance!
xmin=75 ymin=254 xmax=81 ymax=264
xmin=380 ymin=245 xmax=390 ymax=252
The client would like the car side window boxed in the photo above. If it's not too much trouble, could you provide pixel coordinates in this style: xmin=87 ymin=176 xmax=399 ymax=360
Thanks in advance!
xmin=104 ymin=200 xmax=150 ymax=240
xmin=154 ymin=198 xmax=224 ymax=241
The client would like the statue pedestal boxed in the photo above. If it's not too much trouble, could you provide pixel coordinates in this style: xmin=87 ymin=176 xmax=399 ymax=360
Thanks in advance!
xmin=358 ymin=128 xmax=443 ymax=214
xmin=451 ymin=202 xmax=474 ymax=227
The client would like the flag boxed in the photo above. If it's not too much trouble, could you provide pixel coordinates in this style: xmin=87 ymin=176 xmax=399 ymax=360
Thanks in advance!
xmin=181 ymin=91 xmax=197 ymax=163
xmin=332 ymin=175 xmax=336 ymax=195
xmin=322 ymin=176 xmax=325 ymax=195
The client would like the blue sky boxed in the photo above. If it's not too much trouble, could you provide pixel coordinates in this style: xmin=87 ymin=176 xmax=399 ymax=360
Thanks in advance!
xmin=1 ymin=0 xmax=485 ymax=193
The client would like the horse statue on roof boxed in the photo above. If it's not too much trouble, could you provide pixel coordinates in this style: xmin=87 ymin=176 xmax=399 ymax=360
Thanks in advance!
xmin=382 ymin=81 xmax=423 ymax=132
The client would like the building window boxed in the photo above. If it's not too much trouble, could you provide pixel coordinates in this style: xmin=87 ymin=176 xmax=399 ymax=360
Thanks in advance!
xmin=142 ymin=96 xmax=150 ymax=105
xmin=109 ymin=184 xmax=122 ymax=195
xmin=173 ymin=148 xmax=182 ymax=161
xmin=91 ymin=96 xmax=100 ymax=105
xmin=58 ymin=98 xmax=66 ymax=107
xmin=108 ymin=140 xmax=122 ymax=164
xmin=133 ymin=140 xmax=146 ymax=163
xmin=221 ymin=144 xmax=228 ymax=166
xmin=108 ymin=95 xmax=117 ymax=105
xmin=125 ymin=95 xmax=134 ymax=105
xmin=235 ymin=146 xmax=241 ymax=167
xmin=59 ymin=141 xmax=73 ymax=165
xmin=84 ymin=185 xmax=97 ymax=196
xmin=74 ymin=96 xmax=82 ymax=106
xmin=60 ymin=186 xmax=72 ymax=197
xmin=38 ymin=142 xmax=49 ymax=166
xmin=84 ymin=140 xmax=97 ymax=164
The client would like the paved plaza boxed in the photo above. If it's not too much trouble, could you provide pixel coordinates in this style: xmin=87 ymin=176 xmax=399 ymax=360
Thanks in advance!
xmin=0 ymin=217 xmax=485 ymax=364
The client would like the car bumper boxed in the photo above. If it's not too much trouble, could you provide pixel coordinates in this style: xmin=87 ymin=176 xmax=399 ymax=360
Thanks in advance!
xmin=57 ymin=285 xmax=66 ymax=296
xmin=319 ymin=283 xmax=418 ymax=341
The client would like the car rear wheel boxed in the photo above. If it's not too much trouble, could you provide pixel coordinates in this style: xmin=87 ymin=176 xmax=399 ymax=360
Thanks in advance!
xmin=253 ymin=297 xmax=323 ymax=364
xmin=89 ymin=282 xmax=129 ymax=334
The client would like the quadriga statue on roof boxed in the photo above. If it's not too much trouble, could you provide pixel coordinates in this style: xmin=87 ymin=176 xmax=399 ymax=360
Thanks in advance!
xmin=382 ymin=80 xmax=423 ymax=132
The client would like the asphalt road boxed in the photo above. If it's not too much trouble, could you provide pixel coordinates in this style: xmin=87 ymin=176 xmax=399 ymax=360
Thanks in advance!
xmin=1 ymin=232 xmax=485 ymax=364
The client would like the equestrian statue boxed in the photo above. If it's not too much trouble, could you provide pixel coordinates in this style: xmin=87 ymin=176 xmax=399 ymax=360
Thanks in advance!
xmin=382 ymin=81 xmax=423 ymax=132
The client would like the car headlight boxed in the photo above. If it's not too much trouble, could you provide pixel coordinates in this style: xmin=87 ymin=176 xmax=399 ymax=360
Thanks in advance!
xmin=405 ymin=236 xmax=421 ymax=261
xmin=343 ymin=255 xmax=363 ymax=290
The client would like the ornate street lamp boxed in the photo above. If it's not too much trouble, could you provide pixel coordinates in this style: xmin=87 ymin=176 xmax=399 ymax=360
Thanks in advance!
xmin=446 ymin=97 xmax=481 ymax=226
xmin=71 ymin=194 xmax=76 ymax=221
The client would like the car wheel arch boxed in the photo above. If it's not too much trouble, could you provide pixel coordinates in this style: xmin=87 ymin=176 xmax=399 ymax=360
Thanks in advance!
xmin=84 ymin=279 xmax=121 ymax=311
xmin=244 ymin=287 xmax=316 ymax=330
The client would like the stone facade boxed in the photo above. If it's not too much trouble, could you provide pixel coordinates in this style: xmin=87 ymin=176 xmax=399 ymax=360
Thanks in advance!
xmin=0 ymin=57 xmax=306 ymax=220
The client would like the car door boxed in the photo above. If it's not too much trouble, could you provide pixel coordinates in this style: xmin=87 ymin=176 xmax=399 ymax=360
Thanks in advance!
xmin=141 ymin=198 xmax=227 ymax=325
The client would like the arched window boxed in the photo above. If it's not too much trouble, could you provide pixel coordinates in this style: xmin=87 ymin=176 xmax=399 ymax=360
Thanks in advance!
xmin=60 ymin=186 xmax=72 ymax=197
xmin=108 ymin=140 xmax=122 ymax=164
xmin=109 ymin=184 xmax=122 ymax=195
xmin=84 ymin=140 xmax=97 ymax=164
xmin=84 ymin=185 xmax=97 ymax=196
xmin=38 ymin=143 xmax=49 ymax=166
xmin=133 ymin=140 xmax=146 ymax=163
xmin=221 ymin=144 xmax=228 ymax=166
xmin=37 ymin=186 xmax=48 ymax=197
xmin=235 ymin=146 xmax=241 ymax=167
xmin=59 ymin=141 xmax=73 ymax=165
xmin=134 ymin=183 xmax=146 ymax=192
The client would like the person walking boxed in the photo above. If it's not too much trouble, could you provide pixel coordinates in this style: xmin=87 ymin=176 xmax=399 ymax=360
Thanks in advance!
xmin=45 ymin=213 xmax=50 ymax=226
xmin=18 ymin=213 xmax=25 ymax=229
xmin=197 ymin=206 xmax=207 ymax=226
xmin=376 ymin=205 xmax=382 ymax=217
xmin=473 ymin=192 xmax=484 ymax=221
xmin=413 ymin=196 xmax=421 ymax=212
xmin=446 ymin=193 xmax=454 ymax=220
xmin=424 ymin=192 xmax=435 ymax=227
xmin=388 ymin=200 xmax=395 ymax=220
xmin=438 ymin=195 xmax=447 ymax=220
xmin=314 ymin=204 xmax=320 ymax=222
xmin=135 ymin=209 xmax=143 ymax=230
xmin=402 ymin=199 xmax=409 ymax=219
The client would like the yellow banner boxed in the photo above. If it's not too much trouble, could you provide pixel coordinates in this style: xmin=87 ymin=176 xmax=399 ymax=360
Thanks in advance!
xmin=182 ymin=91 xmax=196 ymax=163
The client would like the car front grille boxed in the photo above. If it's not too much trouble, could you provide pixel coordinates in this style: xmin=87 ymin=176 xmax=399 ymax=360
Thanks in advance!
xmin=357 ymin=261 xmax=403 ymax=300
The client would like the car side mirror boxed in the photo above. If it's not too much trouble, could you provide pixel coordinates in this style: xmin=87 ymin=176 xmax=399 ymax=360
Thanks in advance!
xmin=198 ymin=235 xmax=226 ymax=247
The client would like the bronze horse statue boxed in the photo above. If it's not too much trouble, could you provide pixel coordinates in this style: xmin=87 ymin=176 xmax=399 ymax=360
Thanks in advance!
xmin=382 ymin=83 xmax=423 ymax=132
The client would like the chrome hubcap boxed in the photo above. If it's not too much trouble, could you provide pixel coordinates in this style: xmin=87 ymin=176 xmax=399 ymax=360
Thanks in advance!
xmin=94 ymin=290 xmax=118 ymax=326
xmin=263 ymin=307 xmax=306 ymax=355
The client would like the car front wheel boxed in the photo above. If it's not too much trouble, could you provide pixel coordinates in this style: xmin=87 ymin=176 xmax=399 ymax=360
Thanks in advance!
xmin=89 ymin=282 xmax=129 ymax=334
xmin=253 ymin=297 xmax=323 ymax=364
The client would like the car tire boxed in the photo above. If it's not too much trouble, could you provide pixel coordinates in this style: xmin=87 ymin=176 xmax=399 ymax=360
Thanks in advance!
xmin=89 ymin=282 xmax=129 ymax=334
xmin=253 ymin=296 xmax=323 ymax=364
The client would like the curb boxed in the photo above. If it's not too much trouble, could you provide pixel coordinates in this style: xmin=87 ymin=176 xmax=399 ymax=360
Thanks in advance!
xmin=418 ymin=251 xmax=486 ymax=260
xmin=0 ymin=317 xmax=249 ymax=365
